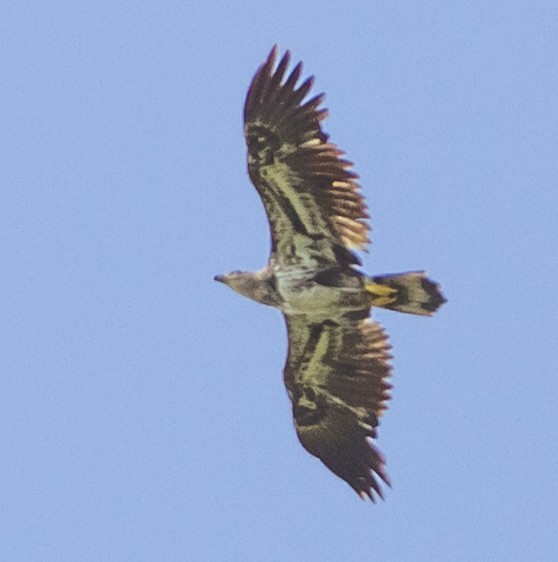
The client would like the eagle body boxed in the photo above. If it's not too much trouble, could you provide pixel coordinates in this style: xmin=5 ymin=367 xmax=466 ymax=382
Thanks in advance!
xmin=274 ymin=265 xmax=368 ymax=318
xmin=215 ymin=47 xmax=446 ymax=501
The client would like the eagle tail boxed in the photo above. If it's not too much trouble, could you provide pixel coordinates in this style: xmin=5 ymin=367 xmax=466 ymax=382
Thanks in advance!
xmin=365 ymin=271 xmax=446 ymax=316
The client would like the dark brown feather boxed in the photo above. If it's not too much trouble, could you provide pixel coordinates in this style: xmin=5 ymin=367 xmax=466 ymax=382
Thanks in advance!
xmin=284 ymin=315 xmax=392 ymax=500
xmin=244 ymin=46 xmax=371 ymax=260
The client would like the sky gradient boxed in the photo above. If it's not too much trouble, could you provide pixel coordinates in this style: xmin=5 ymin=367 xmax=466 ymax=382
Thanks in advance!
xmin=2 ymin=2 xmax=558 ymax=560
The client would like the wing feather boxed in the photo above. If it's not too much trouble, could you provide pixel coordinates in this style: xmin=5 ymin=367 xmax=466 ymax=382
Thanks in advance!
xmin=244 ymin=46 xmax=370 ymax=263
xmin=283 ymin=314 xmax=392 ymax=501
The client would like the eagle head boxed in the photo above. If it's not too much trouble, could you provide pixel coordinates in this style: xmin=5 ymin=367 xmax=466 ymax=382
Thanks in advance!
xmin=214 ymin=269 xmax=279 ymax=307
xmin=214 ymin=271 xmax=253 ymax=294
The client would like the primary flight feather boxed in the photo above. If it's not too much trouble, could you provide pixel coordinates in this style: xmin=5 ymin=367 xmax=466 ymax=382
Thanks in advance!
xmin=215 ymin=46 xmax=446 ymax=501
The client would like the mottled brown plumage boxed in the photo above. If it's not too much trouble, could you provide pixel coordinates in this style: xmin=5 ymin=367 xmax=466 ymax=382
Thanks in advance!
xmin=284 ymin=316 xmax=392 ymax=500
xmin=244 ymin=45 xmax=369 ymax=265
xmin=215 ymin=46 xmax=446 ymax=501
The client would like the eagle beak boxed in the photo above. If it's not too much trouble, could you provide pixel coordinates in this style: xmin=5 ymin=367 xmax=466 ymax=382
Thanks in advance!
xmin=214 ymin=274 xmax=226 ymax=283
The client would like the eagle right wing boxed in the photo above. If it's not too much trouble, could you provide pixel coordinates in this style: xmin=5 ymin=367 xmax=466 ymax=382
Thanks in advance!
xmin=283 ymin=314 xmax=392 ymax=501
xmin=244 ymin=46 xmax=370 ymax=266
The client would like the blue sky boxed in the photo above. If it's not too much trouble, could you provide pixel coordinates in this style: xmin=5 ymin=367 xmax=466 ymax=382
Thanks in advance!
xmin=2 ymin=2 xmax=557 ymax=560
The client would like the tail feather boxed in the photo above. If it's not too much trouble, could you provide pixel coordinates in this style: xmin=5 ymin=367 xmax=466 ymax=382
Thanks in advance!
xmin=365 ymin=271 xmax=446 ymax=316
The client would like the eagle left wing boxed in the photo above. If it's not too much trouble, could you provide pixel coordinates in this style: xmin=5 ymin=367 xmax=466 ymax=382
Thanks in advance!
xmin=244 ymin=46 xmax=369 ymax=266
xmin=283 ymin=314 xmax=392 ymax=501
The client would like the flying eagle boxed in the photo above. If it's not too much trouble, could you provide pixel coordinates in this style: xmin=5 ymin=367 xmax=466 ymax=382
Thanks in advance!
xmin=215 ymin=46 xmax=446 ymax=501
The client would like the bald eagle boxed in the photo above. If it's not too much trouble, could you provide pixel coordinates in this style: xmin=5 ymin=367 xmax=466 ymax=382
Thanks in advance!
xmin=215 ymin=46 xmax=446 ymax=501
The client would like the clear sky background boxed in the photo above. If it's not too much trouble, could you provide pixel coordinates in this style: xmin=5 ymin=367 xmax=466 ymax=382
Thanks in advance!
xmin=2 ymin=2 xmax=557 ymax=561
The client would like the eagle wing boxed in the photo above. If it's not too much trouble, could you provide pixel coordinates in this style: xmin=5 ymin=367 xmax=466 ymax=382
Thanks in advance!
xmin=244 ymin=46 xmax=370 ymax=266
xmin=283 ymin=314 xmax=392 ymax=501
